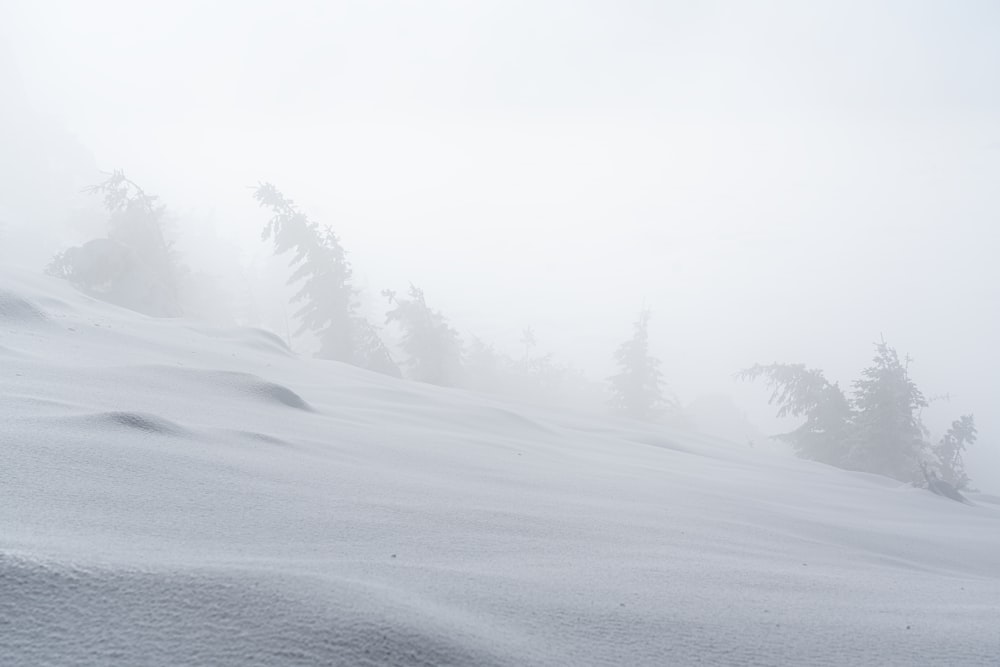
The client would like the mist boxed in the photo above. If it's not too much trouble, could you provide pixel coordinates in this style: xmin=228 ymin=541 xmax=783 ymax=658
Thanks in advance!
xmin=0 ymin=0 xmax=1000 ymax=665
xmin=10 ymin=1 xmax=996 ymax=480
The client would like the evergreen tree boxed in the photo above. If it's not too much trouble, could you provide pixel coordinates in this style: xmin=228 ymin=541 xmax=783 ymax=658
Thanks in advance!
xmin=48 ymin=170 xmax=180 ymax=316
xmin=353 ymin=316 xmax=403 ymax=378
xmin=254 ymin=183 xmax=399 ymax=376
xmin=463 ymin=336 xmax=503 ymax=394
xmin=383 ymin=284 xmax=463 ymax=386
xmin=737 ymin=363 xmax=853 ymax=465
xmin=520 ymin=327 xmax=537 ymax=364
xmin=516 ymin=326 xmax=563 ymax=398
xmin=742 ymin=340 xmax=978 ymax=487
xmin=848 ymin=340 xmax=928 ymax=481
xmin=255 ymin=183 xmax=353 ymax=360
xmin=608 ymin=308 xmax=671 ymax=420
xmin=933 ymin=414 xmax=976 ymax=490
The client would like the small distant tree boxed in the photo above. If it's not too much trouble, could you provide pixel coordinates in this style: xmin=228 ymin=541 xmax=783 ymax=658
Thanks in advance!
xmin=254 ymin=183 xmax=399 ymax=376
xmin=463 ymin=336 xmax=503 ymax=394
xmin=933 ymin=414 xmax=976 ymax=490
xmin=737 ymin=363 xmax=853 ymax=466
xmin=48 ymin=170 xmax=180 ymax=316
xmin=515 ymin=326 xmax=564 ymax=398
xmin=520 ymin=327 xmax=536 ymax=363
xmin=383 ymin=284 xmax=463 ymax=386
xmin=609 ymin=308 xmax=671 ymax=420
xmin=848 ymin=340 xmax=928 ymax=482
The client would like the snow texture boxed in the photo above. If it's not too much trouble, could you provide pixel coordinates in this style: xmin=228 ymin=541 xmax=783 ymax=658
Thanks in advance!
xmin=1 ymin=267 xmax=999 ymax=666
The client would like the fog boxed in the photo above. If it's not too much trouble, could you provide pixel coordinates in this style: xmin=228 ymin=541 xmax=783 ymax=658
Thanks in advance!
xmin=2 ymin=1 xmax=998 ymax=489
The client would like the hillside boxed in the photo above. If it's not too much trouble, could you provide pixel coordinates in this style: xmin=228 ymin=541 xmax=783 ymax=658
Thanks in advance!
xmin=2 ymin=267 xmax=998 ymax=666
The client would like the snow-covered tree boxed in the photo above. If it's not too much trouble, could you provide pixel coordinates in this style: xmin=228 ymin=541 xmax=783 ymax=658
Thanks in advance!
xmin=737 ymin=363 xmax=853 ymax=466
xmin=743 ymin=340 xmax=979 ymax=487
xmin=608 ymin=308 xmax=671 ymax=420
xmin=848 ymin=340 xmax=928 ymax=482
xmin=48 ymin=170 xmax=180 ymax=317
xmin=383 ymin=284 xmax=463 ymax=386
xmin=933 ymin=414 xmax=976 ymax=490
xmin=254 ymin=183 xmax=399 ymax=376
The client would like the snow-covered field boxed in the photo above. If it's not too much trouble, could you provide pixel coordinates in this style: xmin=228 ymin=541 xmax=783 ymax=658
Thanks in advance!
xmin=2 ymin=266 xmax=998 ymax=666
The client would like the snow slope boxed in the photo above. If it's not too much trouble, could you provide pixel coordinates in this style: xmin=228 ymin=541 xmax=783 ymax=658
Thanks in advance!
xmin=1 ymin=267 xmax=998 ymax=666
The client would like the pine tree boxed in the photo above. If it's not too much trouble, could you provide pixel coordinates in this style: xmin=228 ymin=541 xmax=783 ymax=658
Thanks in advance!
xmin=933 ymin=414 xmax=976 ymax=490
xmin=353 ymin=317 xmax=403 ymax=378
xmin=254 ymin=183 xmax=399 ymax=376
xmin=47 ymin=170 xmax=180 ymax=316
xmin=741 ymin=340 xmax=975 ymax=486
xmin=463 ymin=336 xmax=503 ymax=394
xmin=848 ymin=340 xmax=928 ymax=481
xmin=608 ymin=308 xmax=671 ymax=420
xmin=517 ymin=326 xmax=563 ymax=399
xmin=383 ymin=284 xmax=463 ymax=386
xmin=737 ymin=363 xmax=853 ymax=465
xmin=255 ymin=183 xmax=353 ymax=360
xmin=520 ymin=327 xmax=536 ymax=365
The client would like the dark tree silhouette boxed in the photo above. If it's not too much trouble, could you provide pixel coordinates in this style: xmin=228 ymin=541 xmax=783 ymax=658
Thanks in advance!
xmin=609 ymin=308 xmax=672 ymax=420
xmin=848 ymin=340 xmax=928 ymax=482
xmin=742 ymin=339 xmax=977 ymax=487
xmin=383 ymin=284 xmax=462 ymax=386
xmin=48 ymin=170 xmax=180 ymax=317
xmin=254 ymin=183 xmax=399 ymax=376
xmin=737 ymin=363 xmax=852 ymax=466
xmin=933 ymin=414 xmax=976 ymax=490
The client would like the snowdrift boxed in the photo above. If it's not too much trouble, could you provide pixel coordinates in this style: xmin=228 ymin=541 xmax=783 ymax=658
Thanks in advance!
xmin=1 ymin=267 xmax=998 ymax=666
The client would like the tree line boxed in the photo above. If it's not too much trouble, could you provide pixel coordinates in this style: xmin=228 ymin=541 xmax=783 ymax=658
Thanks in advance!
xmin=46 ymin=174 xmax=979 ymax=490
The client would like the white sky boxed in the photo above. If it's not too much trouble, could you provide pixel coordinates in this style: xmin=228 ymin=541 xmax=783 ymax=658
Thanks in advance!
xmin=3 ymin=0 xmax=999 ymax=488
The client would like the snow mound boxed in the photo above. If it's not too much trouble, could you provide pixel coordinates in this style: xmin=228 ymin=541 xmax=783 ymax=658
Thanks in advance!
xmin=67 ymin=410 xmax=192 ymax=437
xmin=187 ymin=324 xmax=294 ymax=356
xmin=187 ymin=369 xmax=314 ymax=412
xmin=0 ymin=288 xmax=49 ymax=325
xmin=106 ymin=365 xmax=315 ymax=413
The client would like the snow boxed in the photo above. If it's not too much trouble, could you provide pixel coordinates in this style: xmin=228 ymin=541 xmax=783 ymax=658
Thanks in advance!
xmin=1 ymin=266 xmax=999 ymax=666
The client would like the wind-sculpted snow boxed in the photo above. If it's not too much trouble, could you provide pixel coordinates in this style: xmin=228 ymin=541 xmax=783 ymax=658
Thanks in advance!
xmin=0 ymin=288 xmax=49 ymax=325
xmin=223 ymin=428 xmax=296 ymax=448
xmin=0 ymin=344 xmax=28 ymax=358
xmin=148 ymin=367 xmax=315 ymax=412
xmin=0 ymin=554 xmax=512 ymax=667
xmin=1 ymin=266 xmax=999 ymax=666
xmin=187 ymin=324 xmax=295 ymax=356
xmin=63 ymin=410 xmax=192 ymax=437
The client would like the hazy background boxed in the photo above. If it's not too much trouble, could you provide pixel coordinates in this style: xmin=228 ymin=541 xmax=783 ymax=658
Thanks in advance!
xmin=2 ymin=1 xmax=997 ymax=489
